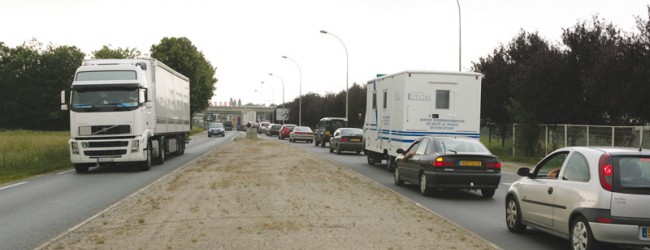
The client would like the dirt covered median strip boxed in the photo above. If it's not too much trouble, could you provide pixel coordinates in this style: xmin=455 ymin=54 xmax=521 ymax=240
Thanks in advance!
xmin=43 ymin=137 xmax=498 ymax=249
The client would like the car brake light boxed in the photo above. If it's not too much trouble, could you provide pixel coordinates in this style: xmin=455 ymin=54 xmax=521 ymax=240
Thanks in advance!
xmin=340 ymin=138 xmax=349 ymax=142
xmin=433 ymin=157 xmax=455 ymax=167
xmin=599 ymin=153 xmax=613 ymax=191
xmin=486 ymin=161 xmax=501 ymax=168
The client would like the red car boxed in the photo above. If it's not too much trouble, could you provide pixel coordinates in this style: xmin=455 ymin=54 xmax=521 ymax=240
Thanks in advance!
xmin=278 ymin=124 xmax=297 ymax=140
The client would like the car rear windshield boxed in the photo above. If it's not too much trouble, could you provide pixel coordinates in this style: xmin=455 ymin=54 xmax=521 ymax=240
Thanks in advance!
xmin=433 ymin=138 xmax=491 ymax=154
xmin=614 ymin=156 xmax=650 ymax=191
xmin=341 ymin=128 xmax=363 ymax=136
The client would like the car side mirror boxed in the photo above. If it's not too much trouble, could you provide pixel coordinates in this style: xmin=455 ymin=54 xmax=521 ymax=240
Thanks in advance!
xmin=517 ymin=167 xmax=531 ymax=177
xmin=396 ymin=149 xmax=404 ymax=154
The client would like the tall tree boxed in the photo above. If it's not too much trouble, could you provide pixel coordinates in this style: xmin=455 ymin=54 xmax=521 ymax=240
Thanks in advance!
xmin=92 ymin=45 xmax=142 ymax=59
xmin=0 ymin=40 xmax=84 ymax=130
xmin=150 ymin=37 xmax=217 ymax=117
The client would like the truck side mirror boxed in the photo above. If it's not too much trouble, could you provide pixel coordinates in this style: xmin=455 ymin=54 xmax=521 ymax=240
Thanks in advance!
xmin=60 ymin=90 xmax=68 ymax=111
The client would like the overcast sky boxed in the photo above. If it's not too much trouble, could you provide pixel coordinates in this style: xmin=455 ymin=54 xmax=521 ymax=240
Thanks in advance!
xmin=2 ymin=0 xmax=649 ymax=106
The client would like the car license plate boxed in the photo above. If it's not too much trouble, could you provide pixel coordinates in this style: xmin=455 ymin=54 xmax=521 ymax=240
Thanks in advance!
xmin=98 ymin=157 xmax=114 ymax=162
xmin=351 ymin=138 xmax=361 ymax=142
xmin=641 ymin=226 xmax=649 ymax=240
xmin=459 ymin=160 xmax=482 ymax=167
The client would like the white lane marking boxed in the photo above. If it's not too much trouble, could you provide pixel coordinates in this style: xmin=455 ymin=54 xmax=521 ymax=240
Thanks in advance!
xmin=57 ymin=169 xmax=75 ymax=175
xmin=0 ymin=182 xmax=27 ymax=191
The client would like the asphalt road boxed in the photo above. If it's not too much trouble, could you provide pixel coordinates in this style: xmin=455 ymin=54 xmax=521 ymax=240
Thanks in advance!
xmin=0 ymin=132 xmax=236 ymax=250
xmin=259 ymin=133 xmax=571 ymax=250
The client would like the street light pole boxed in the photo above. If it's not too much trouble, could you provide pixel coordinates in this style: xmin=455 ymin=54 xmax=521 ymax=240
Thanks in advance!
xmin=320 ymin=30 xmax=349 ymax=120
xmin=261 ymin=81 xmax=275 ymax=123
xmin=456 ymin=0 xmax=462 ymax=72
xmin=269 ymin=73 xmax=285 ymax=124
xmin=282 ymin=55 xmax=302 ymax=126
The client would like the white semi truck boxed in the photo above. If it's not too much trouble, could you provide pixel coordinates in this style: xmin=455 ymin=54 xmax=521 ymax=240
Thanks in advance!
xmin=363 ymin=71 xmax=482 ymax=171
xmin=61 ymin=59 xmax=190 ymax=173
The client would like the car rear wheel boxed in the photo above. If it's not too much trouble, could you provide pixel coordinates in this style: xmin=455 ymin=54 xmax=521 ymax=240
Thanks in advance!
xmin=336 ymin=144 xmax=341 ymax=154
xmin=481 ymin=188 xmax=496 ymax=198
xmin=386 ymin=156 xmax=396 ymax=172
xmin=505 ymin=196 xmax=526 ymax=233
xmin=394 ymin=166 xmax=404 ymax=186
xmin=329 ymin=145 xmax=333 ymax=153
xmin=419 ymin=173 xmax=431 ymax=196
xmin=571 ymin=216 xmax=601 ymax=250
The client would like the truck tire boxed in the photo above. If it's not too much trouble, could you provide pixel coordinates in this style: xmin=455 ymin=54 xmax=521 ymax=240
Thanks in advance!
xmin=139 ymin=141 xmax=153 ymax=171
xmin=155 ymin=137 xmax=165 ymax=165
xmin=314 ymin=138 xmax=319 ymax=146
xmin=367 ymin=153 xmax=376 ymax=165
xmin=386 ymin=156 xmax=396 ymax=172
xmin=74 ymin=164 xmax=90 ymax=173
xmin=320 ymin=139 xmax=326 ymax=147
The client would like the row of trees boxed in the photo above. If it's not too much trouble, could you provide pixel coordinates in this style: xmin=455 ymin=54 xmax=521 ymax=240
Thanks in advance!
xmin=0 ymin=37 xmax=216 ymax=130
xmin=278 ymin=83 xmax=367 ymax=128
xmin=473 ymin=9 xmax=650 ymax=155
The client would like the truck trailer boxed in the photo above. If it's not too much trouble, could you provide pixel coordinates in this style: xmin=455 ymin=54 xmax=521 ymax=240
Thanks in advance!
xmin=363 ymin=71 xmax=482 ymax=171
xmin=61 ymin=59 xmax=190 ymax=173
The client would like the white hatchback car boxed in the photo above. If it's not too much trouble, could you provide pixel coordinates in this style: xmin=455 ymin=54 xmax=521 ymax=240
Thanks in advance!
xmin=506 ymin=147 xmax=650 ymax=249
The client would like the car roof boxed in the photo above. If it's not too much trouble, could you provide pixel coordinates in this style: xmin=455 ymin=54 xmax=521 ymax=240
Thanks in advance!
xmin=557 ymin=146 xmax=650 ymax=156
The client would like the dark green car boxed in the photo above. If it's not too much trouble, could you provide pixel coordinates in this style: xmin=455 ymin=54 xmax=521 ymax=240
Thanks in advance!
xmin=313 ymin=117 xmax=348 ymax=147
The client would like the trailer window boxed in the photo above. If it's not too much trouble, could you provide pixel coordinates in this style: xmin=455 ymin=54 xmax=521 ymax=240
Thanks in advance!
xmin=436 ymin=90 xmax=450 ymax=109
xmin=383 ymin=91 xmax=388 ymax=109
xmin=372 ymin=93 xmax=377 ymax=109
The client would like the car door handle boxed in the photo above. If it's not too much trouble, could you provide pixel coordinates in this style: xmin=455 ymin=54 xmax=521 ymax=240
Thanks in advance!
xmin=548 ymin=187 xmax=553 ymax=195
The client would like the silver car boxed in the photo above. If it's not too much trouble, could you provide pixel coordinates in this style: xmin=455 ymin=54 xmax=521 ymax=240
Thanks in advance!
xmin=506 ymin=147 xmax=650 ymax=249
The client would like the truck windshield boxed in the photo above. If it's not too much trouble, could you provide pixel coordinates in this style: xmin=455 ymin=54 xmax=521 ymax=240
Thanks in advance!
xmin=71 ymin=87 xmax=139 ymax=112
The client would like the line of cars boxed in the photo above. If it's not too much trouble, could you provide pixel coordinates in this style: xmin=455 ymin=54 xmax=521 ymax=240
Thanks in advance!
xmin=264 ymin=117 xmax=650 ymax=249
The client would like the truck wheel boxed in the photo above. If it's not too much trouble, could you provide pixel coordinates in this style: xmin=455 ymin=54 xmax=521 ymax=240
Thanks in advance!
xmin=314 ymin=139 xmax=319 ymax=146
xmin=156 ymin=137 xmax=165 ymax=165
xmin=386 ymin=156 xmax=396 ymax=172
xmin=139 ymin=141 xmax=152 ymax=171
xmin=367 ymin=153 xmax=376 ymax=165
xmin=74 ymin=164 xmax=90 ymax=173
xmin=320 ymin=139 xmax=326 ymax=147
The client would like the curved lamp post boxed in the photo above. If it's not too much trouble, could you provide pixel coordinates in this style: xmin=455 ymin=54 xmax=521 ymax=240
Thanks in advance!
xmin=282 ymin=55 xmax=302 ymax=126
xmin=456 ymin=0 xmax=462 ymax=72
xmin=320 ymin=30 xmax=349 ymax=120
xmin=269 ymin=73 xmax=285 ymax=124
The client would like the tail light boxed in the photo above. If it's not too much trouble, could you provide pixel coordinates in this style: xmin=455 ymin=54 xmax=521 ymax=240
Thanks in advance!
xmin=433 ymin=157 xmax=455 ymax=167
xmin=340 ymin=138 xmax=349 ymax=142
xmin=486 ymin=161 xmax=501 ymax=168
xmin=599 ymin=153 xmax=613 ymax=191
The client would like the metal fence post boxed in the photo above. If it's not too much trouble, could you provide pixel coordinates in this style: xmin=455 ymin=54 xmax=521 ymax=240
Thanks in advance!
xmin=586 ymin=125 xmax=590 ymax=146
xmin=512 ymin=123 xmax=516 ymax=157
xmin=564 ymin=124 xmax=568 ymax=148
xmin=545 ymin=125 xmax=548 ymax=155
xmin=612 ymin=127 xmax=615 ymax=147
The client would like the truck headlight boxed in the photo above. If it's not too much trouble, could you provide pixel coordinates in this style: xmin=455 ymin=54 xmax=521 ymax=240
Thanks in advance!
xmin=131 ymin=140 xmax=140 ymax=152
xmin=71 ymin=142 xmax=79 ymax=154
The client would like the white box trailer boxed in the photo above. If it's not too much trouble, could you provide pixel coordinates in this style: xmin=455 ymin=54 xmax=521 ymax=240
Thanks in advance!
xmin=61 ymin=59 xmax=190 ymax=173
xmin=363 ymin=71 xmax=482 ymax=171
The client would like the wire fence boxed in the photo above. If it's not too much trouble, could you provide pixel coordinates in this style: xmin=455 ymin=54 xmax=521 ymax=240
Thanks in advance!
xmin=481 ymin=124 xmax=650 ymax=158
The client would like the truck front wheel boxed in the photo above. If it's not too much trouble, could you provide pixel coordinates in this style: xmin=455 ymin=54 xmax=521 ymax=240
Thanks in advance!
xmin=74 ymin=164 xmax=90 ymax=173
xmin=139 ymin=141 xmax=153 ymax=171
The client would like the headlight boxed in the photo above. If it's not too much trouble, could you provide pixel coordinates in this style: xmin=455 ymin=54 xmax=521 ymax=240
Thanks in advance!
xmin=131 ymin=140 xmax=140 ymax=152
xmin=71 ymin=142 xmax=79 ymax=154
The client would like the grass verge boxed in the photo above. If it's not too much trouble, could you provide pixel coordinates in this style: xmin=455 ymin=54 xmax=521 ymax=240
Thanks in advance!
xmin=0 ymin=130 xmax=71 ymax=184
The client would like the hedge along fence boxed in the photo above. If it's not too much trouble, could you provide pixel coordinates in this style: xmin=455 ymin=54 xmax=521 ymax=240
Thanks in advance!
xmin=510 ymin=124 xmax=650 ymax=157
